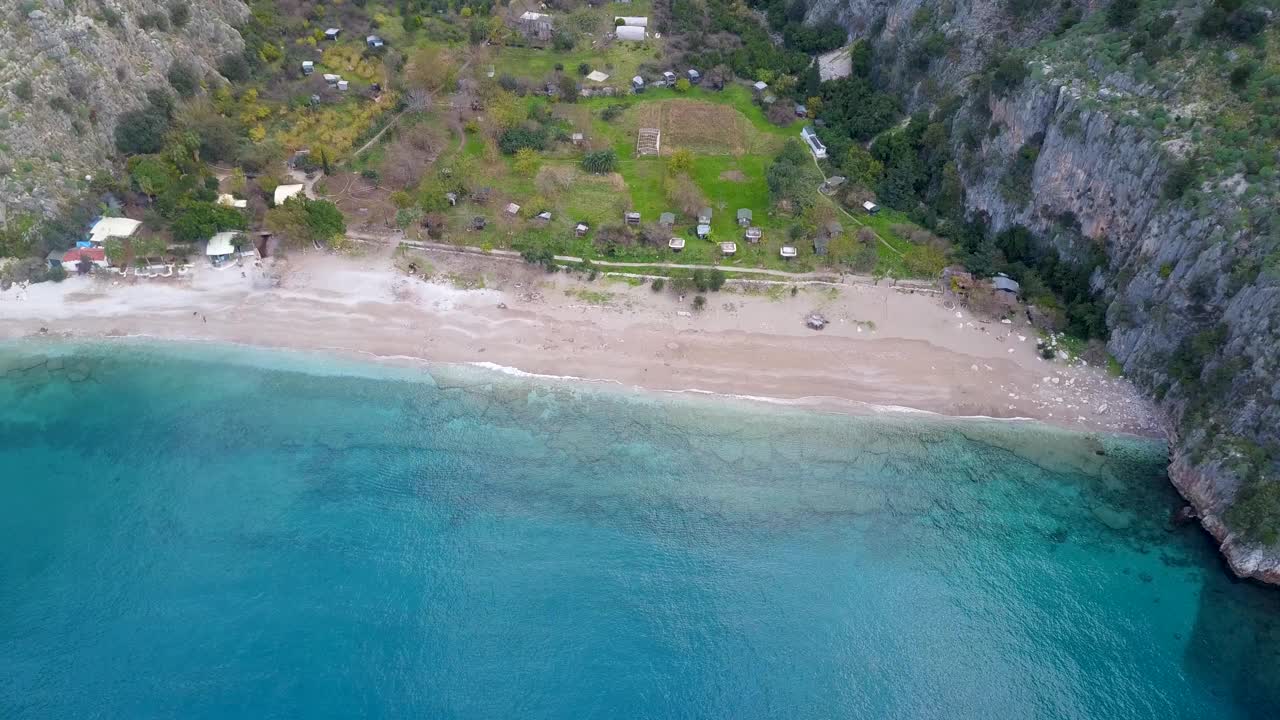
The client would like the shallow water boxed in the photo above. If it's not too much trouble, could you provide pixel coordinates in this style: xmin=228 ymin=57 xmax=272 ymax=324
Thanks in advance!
xmin=1 ymin=341 xmax=1277 ymax=719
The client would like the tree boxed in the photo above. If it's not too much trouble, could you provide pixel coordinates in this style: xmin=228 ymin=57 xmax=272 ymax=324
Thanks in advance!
xmin=990 ymin=55 xmax=1029 ymax=98
xmin=0 ymin=213 xmax=38 ymax=258
xmin=514 ymin=148 xmax=540 ymax=176
xmin=167 ymin=61 xmax=200 ymax=98
xmin=843 ymin=145 xmax=884 ymax=187
xmin=668 ymin=148 xmax=695 ymax=175
xmin=578 ymin=63 xmax=592 ymax=76
xmin=217 ymin=53 xmax=250 ymax=82
xmin=103 ymin=238 xmax=127 ymax=266
xmin=170 ymin=201 xmax=246 ymax=243
xmin=265 ymin=197 xmax=346 ymax=246
xmin=581 ymin=150 xmax=617 ymax=174
xmin=1107 ymin=0 xmax=1139 ymax=27
xmin=114 ymin=107 xmax=170 ymax=154
xmin=406 ymin=47 xmax=457 ymax=94
xmin=128 ymin=155 xmax=177 ymax=198
xmin=558 ymin=75 xmax=578 ymax=103
xmin=674 ymin=78 xmax=692 ymax=92
xmin=767 ymin=139 xmax=822 ymax=211
xmin=405 ymin=88 xmax=433 ymax=112
xmin=667 ymin=173 xmax=707 ymax=216
xmin=499 ymin=126 xmax=548 ymax=154
xmin=819 ymin=77 xmax=900 ymax=142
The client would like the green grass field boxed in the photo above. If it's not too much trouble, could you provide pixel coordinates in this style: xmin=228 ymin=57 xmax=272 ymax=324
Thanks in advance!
xmin=342 ymin=33 xmax=947 ymax=278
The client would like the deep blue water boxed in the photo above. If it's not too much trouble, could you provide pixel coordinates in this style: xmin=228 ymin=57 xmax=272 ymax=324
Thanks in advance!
xmin=1 ymin=341 xmax=1278 ymax=719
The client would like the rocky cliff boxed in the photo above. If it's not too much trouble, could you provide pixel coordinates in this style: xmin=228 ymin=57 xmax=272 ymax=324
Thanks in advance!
xmin=0 ymin=0 xmax=248 ymax=216
xmin=810 ymin=0 xmax=1280 ymax=581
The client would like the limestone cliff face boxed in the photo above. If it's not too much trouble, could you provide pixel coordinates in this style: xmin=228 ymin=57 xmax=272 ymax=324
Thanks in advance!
xmin=0 ymin=0 xmax=248 ymax=215
xmin=812 ymin=0 xmax=1280 ymax=581
xmin=967 ymin=76 xmax=1280 ymax=583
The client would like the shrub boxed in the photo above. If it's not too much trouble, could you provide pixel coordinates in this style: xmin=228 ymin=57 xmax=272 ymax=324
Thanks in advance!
xmin=1164 ymin=157 xmax=1198 ymax=200
xmin=693 ymin=295 xmax=707 ymax=310
xmin=553 ymin=32 xmax=575 ymax=52
xmin=674 ymin=78 xmax=691 ymax=92
xmin=651 ymin=278 xmax=666 ymax=292
xmin=114 ymin=108 xmax=171 ymax=154
xmin=513 ymin=148 xmax=540 ymax=176
xmin=498 ymin=126 xmax=547 ymax=155
xmin=138 ymin=11 xmax=170 ymax=31
xmin=218 ymin=53 xmax=251 ymax=83
xmin=990 ymin=55 xmax=1028 ymax=98
xmin=693 ymin=268 xmax=727 ymax=292
xmin=168 ymin=1 xmax=190 ymax=28
xmin=601 ymin=104 xmax=626 ymax=122
xmin=167 ymin=61 xmax=199 ymax=97
xmin=265 ymin=197 xmax=346 ymax=246
xmin=581 ymin=150 xmax=617 ymax=174
xmin=578 ymin=63 xmax=592 ymax=76
xmin=12 ymin=79 xmax=33 ymax=102
xmin=1226 ymin=477 xmax=1280 ymax=545
xmin=1107 ymin=0 xmax=1139 ymax=27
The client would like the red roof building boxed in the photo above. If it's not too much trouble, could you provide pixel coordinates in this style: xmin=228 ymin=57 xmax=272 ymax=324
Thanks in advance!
xmin=63 ymin=247 xmax=106 ymax=264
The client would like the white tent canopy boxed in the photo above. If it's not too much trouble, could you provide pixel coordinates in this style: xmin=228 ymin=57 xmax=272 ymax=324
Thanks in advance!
xmin=88 ymin=217 xmax=141 ymax=245
xmin=274 ymin=184 xmax=305 ymax=206
xmin=615 ymin=25 xmax=646 ymax=41
xmin=206 ymin=232 xmax=237 ymax=257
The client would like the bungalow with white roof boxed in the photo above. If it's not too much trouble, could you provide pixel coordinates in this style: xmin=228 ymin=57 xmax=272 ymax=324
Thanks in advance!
xmin=87 ymin=217 xmax=141 ymax=246
xmin=217 ymin=194 xmax=248 ymax=209
xmin=800 ymin=126 xmax=827 ymax=159
xmin=615 ymin=16 xmax=649 ymax=27
xmin=324 ymin=28 xmax=341 ymax=41
xmin=206 ymin=232 xmax=238 ymax=267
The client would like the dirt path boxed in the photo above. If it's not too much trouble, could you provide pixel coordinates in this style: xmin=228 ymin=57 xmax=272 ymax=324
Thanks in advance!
xmin=809 ymin=153 xmax=904 ymax=258
xmin=384 ymin=237 xmax=934 ymax=288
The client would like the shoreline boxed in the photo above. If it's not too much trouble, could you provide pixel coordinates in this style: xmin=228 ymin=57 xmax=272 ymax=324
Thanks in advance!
xmin=0 ymin=248 xmax=1163 ymax=439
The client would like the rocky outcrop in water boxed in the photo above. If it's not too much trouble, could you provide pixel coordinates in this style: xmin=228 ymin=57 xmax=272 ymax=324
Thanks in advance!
xmin=811 ymin=0 xmax=1280 ymax=582
xmin=0 ymin=0 xmax=248 ymax=215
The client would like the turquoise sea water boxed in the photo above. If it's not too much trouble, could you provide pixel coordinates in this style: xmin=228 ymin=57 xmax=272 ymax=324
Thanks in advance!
xmin=1 ymin=341 xmax=1278 ymax=719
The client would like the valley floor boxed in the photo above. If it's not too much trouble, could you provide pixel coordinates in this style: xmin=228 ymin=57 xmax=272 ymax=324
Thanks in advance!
xmin=0 ymin=249 xmax=1159 ymax=438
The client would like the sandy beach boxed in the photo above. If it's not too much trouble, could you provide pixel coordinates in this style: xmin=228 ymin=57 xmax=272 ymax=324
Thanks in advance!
xmin=0 ymin=247 xmax=1160 ymax=437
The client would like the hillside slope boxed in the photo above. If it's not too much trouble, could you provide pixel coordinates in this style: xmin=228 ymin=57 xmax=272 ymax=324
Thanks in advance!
xmin=0 ymin=0 xmax=248 ymax=215
xmin=811 ymin=0 xmax=1280 ymax=580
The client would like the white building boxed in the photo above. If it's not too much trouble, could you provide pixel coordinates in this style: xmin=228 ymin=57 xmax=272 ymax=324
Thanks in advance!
xmin=87 ymin=217 xmax=141 ymax=246
xmin=274 ymin=184 xmax=305 ymax=206
xmin=614 ymin=16 xmax=649 ymax=27
xmin=206 ymin=232 xmax=238 ymax=267
xmin=615 ymin=25 xmax=646 ymax=42
xmin=217 ymin=194 xmax=248 ymax=209
xmin=801 ymin=126 xmax=827 ymax=159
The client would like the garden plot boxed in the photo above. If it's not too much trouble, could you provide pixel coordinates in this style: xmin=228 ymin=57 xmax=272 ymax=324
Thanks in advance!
xmin=632 ymin=100 xmax=756 ymax=155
